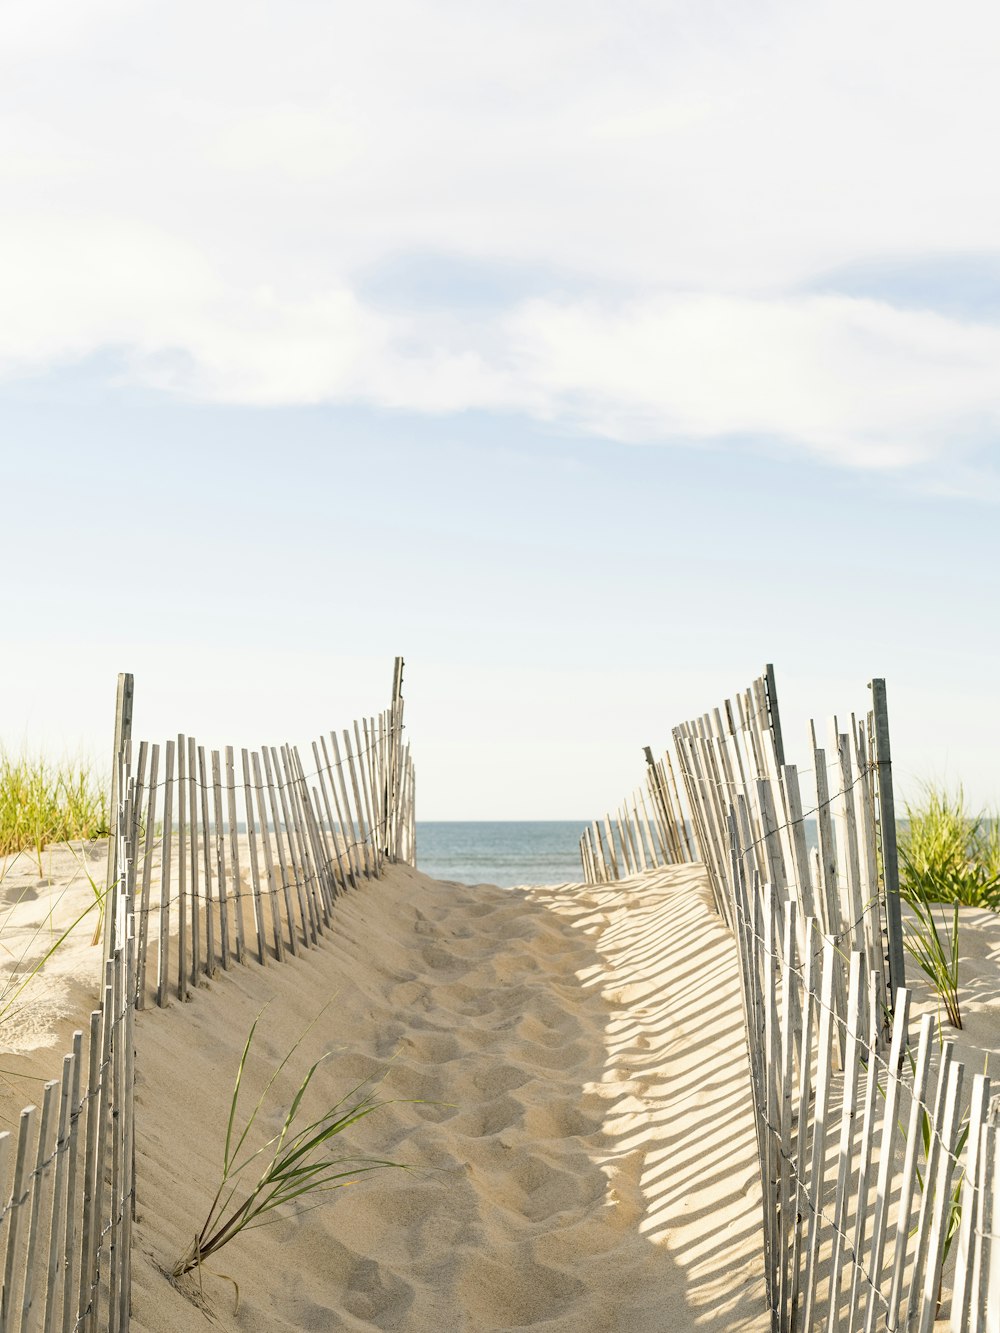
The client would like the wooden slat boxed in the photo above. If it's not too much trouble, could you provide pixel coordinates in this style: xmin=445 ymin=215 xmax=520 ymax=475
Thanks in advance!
xmin=311 ymin=740 xmax=350 ymax=897
xmin=916 ymin=1059 xmax=966 ymax=1333
xmin=776 ymin=900 xmax=798 ymax=1330
xmin=241 ymin=748 xmax=267 ymax=965
xmin=187 ymin=736 xmax=199 ymax=990
xmin=175 ymin=736 xmax=187 ymax=1003
xmin=830 ymin=723 xmax=867 ymax=962
xmin=225 ymin=745 xmax=247 ymax=966
xmin=762 ymin=884 xmax=782 ymax=1306
xmin=885 ymin=1014 xmax=935 ymax=1325
xmin=972 ymin=1113 xmax=997 ymax=1333
xmin=950 ymin=1071 xmax=990 ymax=1333
xmin=845 ymin=971 xmax=883 ymax=1325
xmin=861 ymin=987 xmax=912 ymax=1333
xmin=197 ymin=746 xmax=215 ymax=977
xmin=285 ymin=745 xmax=326 ymax=931
xmin=602 ymin=815 xmax=620 ymax=880
xmin=342 ymin=731 xmax=372 ymax=879
xmin=86 ymin=961 xmax=115 ymax=1333
xmin=135 ymin=744 xmax=159 ymax=1008
xmin=156 ymin=740 xmax=175 ymax=1007
xmin=60 ymin=1030 xmax=84 ymax=1333
xmin=270 ymin=746 xmax=311 ymax=948
xmin=800 ymin=937 xmax=836 ymax=1329
xmin=902 ymin=1040 xmax=955 ymax=1329
xmin=355 ymin=720 xmax=379 ymax=877
xmin=278 ymin=747 xmax=319 ymax=940
xmin=210 ymin=750 xmax=230 ymax=968
xmin=3 ymin=1105 xmax=37 ymax=1331
xmin=260 ymin=746 xmax=298 ymax=956
xmin=250 ymin=750 xmax=284 ymax=963
xmin=329 ymin=733 xmax=363 ymax=885
xmin=108 ymin=947 xmax=124 ymax=1333
xmin=320 ymin=735 xmax=357 ymax=890
xmin=825 ymin=951 xmax=864 ymax=1332
xmin=787 ymin=929 xmax=817 ymax=1327
xmin=43 ymin=1053 xmax=75 ymax=1333
xmin=76 ymin=1011 xmax=101 ymax=1333
xmin=869 ymin=679 xmax=906 ymax=1001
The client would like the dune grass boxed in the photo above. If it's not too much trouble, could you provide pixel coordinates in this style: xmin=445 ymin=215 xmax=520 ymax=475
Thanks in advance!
xmin=174 ymin=1006 xmax=409 ymax=1298
xmin=899 ymin=783 xmax=1000 ymax=910
xmin=0 ymin=753 xmax=109 ymax=874
xmin=896 ymin=782 xmax=1000 ymax=1027
xmin=903 ymin=898 xmax=962 ymax=1028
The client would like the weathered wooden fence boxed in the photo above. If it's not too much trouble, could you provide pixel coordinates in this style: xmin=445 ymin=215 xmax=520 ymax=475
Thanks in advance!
xmin=582 ymin=665 xmax=999 ymax=1331
xmin=0 ymin=777 xmax=137 ymax=1333
xmin=578 ymin=746 xmax=695 ymax=883
xmin=116 ymin=657 xmax=415 ymax=1008
xmin=0 ymin=659 xmax=415 ymax=1332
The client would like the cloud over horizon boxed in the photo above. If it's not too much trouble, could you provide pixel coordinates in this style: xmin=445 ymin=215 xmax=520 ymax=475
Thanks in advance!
xmin=2 ymin=0 xmax=999 ymax=479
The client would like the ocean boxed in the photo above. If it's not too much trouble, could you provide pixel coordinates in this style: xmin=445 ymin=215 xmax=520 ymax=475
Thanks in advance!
xmin=415 ymin=818 xmax=822 ymax=888
xmin=416 ymin=821 xmax=590 ymax=888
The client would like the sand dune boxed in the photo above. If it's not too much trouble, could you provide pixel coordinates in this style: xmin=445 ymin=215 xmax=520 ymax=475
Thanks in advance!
xmin=128 ymin=863 xmax=768 ymax=1331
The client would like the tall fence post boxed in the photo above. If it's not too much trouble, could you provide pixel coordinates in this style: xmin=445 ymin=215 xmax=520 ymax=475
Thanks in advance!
xmin=104 ymin=673 xmax=134 ymax=964
xmin=763 ymin=662 xmax=785 ymax=770
xmin=869 ymin=677 xmax=906 ymax=1003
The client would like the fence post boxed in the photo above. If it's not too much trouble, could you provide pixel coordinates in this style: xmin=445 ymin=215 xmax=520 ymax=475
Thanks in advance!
xmin=104 ymin=673 xmax=134 ymax=963
xmin=869 ymin=678 xmax=906 ymax=1003
xmin=763 ymin=663 xmax=785 ymax=769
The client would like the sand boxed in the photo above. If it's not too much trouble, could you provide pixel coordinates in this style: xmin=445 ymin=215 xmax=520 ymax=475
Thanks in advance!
xmin=0 ymin=841 xmax=106 ymax=1112
xmin=127 ymin=863 xmax=768 ymax=1331
xmin=6 ymin=846 xmax=1000 ymax=1331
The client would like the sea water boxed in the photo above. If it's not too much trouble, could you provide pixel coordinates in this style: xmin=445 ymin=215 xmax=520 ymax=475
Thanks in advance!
xmin=415 ymin=818 xmax=820 ymax=888
xmin=416 ymin=821 xmax=590 ymax=888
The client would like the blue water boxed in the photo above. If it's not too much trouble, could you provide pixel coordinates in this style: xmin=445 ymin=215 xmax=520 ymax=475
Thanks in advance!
xmin=416 ymin=821 xmax=590 ymax=887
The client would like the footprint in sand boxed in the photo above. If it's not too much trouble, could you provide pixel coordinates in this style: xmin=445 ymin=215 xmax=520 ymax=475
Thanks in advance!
xmin=456 ymin=1250 xmax=584 ymax=1328
xmin=420 ymin=942 xmax=460 ymax=972
xmin=342 ymin=1257 xmax=415 ymax=1325
xmin=522 ymin=1097 xmax=602 ymax=1141
xmin=472 ymin=1061 xmax=532 ymax=1096
xmin=451 ymin=1094 xmax=524 ymax=1138
xmin=402 ymin=1030 xmax=463 ymax=1063
xmin=497 ymin=1153 xmax=606 ymax=1224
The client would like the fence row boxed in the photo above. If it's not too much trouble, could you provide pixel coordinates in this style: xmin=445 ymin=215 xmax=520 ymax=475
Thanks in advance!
xmin=0 ymin=786 xmax=136 ymax=1333
xmin=1 ymin=659 xmax=415 ymax=1332
xmin=578 ymin=746 xmax=695 ymax=883
xmin=582 ymin=664 xmax=998 ymax=1330
xmin=107 ymin=660 xmax=416 ymax=1009
xmin=730 ymin=805 xmax=998 ymax=1333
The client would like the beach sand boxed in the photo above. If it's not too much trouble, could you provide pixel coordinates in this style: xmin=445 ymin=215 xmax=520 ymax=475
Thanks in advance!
xmin=6 ymin=846 xmax=1000 ymax=1330
xmin=128 ymin=863 xmax=769 ymax=1331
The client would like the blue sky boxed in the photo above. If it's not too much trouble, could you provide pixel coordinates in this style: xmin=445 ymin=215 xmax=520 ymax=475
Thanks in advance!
xmin=1 ymin=0 xmax=999 ymax=817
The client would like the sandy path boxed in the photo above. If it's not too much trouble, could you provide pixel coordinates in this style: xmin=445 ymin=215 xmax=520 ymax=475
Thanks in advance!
xmin=130 ymin=863 xmax=768 ymax=1331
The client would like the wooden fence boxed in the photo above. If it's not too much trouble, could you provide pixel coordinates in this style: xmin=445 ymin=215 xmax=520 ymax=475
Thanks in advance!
xmin=581 ymin=664 xmax=998 ymax=1330
xmin=0 ymin=659 xmax=415 ymax=1332
xmin=0 ymin=778 xmax=137 ymax=1333
xmin=111 ymin=658 xmax=416 ymax=1009
xmin=578 ymin=745 xmax=695 ymax=883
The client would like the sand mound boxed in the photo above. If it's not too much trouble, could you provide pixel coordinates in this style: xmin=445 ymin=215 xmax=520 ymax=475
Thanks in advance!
xmin=129 ymin=864 xmax=767 ymax=1331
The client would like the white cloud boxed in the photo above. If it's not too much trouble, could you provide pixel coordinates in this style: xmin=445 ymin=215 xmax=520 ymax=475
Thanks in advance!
xmin=1 ymin=0 xmax=999 ymax=472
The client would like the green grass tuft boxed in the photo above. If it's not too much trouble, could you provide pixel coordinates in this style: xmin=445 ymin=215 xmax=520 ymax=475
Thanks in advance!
xmin=173 ymin=1004 xmax=410 ymax=1294
xmin=899 ymin=783 xmax=1000 ymax=910
xmin=0 ymin=753 xmax=109 ymax=872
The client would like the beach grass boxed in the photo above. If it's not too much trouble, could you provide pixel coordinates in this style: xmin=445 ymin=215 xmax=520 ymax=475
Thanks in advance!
xmin=0 ymin=752 xmax=109 ymax=873
xmin=899 ymin=783 xmax=1000 ymax=910
xmin=174 ymin=1005 xmax=408 ymax=1297
xmin=903 ymin=897 xmax=962 ymax=1027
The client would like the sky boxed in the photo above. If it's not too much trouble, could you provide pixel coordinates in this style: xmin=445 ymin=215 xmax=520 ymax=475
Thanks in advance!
xmin=1 ymin=0 xmax=999 ymax=818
